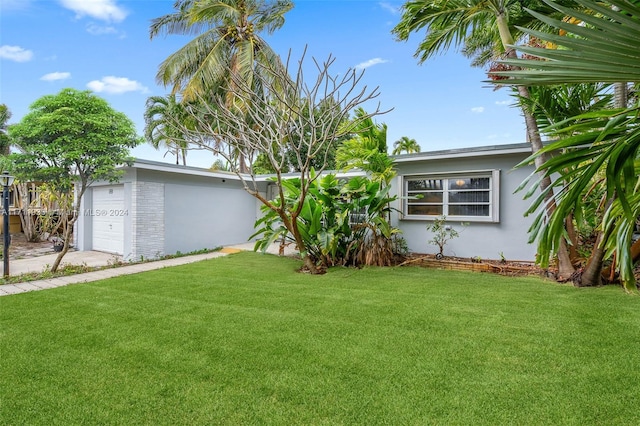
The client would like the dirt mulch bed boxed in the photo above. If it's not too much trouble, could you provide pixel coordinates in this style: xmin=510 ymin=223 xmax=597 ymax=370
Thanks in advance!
xmin=3 ymin=233 xmax=64 ymax=260
xmin=401 ymin=253 xmax=555 ymax=278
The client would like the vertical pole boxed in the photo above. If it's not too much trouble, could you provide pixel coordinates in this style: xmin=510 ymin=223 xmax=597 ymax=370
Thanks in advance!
xmin=3 ymin=182 xmax=9 ymax=277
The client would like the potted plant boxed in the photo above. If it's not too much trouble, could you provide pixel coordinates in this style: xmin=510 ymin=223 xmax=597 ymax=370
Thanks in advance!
xmin=50 ymin=236 xmax=64 ymax=252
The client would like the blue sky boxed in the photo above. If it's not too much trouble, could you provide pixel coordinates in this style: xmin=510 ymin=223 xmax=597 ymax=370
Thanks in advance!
xmin=0 ymin=0 xmax=526 ymax=168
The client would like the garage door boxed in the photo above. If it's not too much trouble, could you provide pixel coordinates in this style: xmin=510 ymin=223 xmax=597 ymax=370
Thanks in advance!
xmin=92 ymin=185 xmax=124 ymax=254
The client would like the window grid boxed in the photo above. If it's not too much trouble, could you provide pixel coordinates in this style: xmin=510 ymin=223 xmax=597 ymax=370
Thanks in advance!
xmin=403 ymin=172 xmax=498 ymax=222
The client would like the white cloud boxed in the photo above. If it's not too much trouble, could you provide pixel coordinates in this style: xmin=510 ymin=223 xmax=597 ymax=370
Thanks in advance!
xmin=355 ymin=57 xmax=389 ymax=70
xmin=495 ymin=100 xmax=511 ymax=106
xmin=86 ymin=23 xmax=118 ymax=35
xmin=59 ymin=0 xmax=128 ymax=23
xmin=0 ymin=45 xmax=33 ymax=62
xmin=379 ymin=2 xmax=400 ymax=15
xmin=87 ymin=76 xmax=148 ymax=94
xmin=471 ymin=107 xmax=485 ymax=113
xmin=41 ymin=72 xmax=71 ymax=81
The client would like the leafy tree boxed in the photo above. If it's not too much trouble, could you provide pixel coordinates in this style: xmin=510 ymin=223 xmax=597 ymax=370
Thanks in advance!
xmin=8 ymin=88 xmax=141 ymax=272
xmin=495 ymin=0 xmax=640 ymax=289
xmin=393 ymin=0 xmax=577 ymax=279
xmin=209 ymin=158 xmax=230 ymax=171
xmin=0 ymin=104 xmax=11 ymax=156
xmin=392 ymin=136 xmax=420 ymax=155
xmin=427 ymin=215 xmax=461 ymax=259
xmin=144 ymin=94 xmax=192 ymax=165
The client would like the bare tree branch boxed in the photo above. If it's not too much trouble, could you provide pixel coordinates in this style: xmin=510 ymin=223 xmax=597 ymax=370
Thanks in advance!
xmin=171 ymin=49 xmax=388 ymax=272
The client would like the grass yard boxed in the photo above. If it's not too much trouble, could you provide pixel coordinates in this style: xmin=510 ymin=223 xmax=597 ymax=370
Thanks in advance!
xmin=1 ymin=252 xmax=640 ymax=425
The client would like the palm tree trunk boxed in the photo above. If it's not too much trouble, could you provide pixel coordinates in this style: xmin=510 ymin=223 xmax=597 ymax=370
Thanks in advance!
xmin=495 ymin=12 xmax=575 ymax=279
xmin=614 ymin=82 xmax=628 ymax=108
xmin=581 ymin=84 xmax=628 ymax=285
xmin=565 ymin=214 xmax=580 ymax=262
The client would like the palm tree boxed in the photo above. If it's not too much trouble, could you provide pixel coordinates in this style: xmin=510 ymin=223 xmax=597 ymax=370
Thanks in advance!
xmin=150 ymin=0 xmax=293 ymax=173
xmin=492 ymin=0 xmax=640 ymax=289
xmin=150 ymin=0 xmax=293 ymax=102
xmin=392 ymin=136 xmax=420 ymax=155
xmin=144 ymin=94 xmax=191 ymax=165
xmin=393 ymin=0 xmax=577 ymax=279
xmin=336 ymin=108 xmax=394 ymax=186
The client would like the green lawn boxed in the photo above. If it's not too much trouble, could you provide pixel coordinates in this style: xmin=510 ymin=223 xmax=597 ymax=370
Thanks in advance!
xmin=1 ymin=252 xmax=639 ymax=425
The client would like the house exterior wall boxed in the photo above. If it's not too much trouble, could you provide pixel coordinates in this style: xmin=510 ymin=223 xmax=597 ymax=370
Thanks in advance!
xmin=77 ymin=163 xmax=263 ymax=262
xmin=135 ymin=169 xmax=259 ymax=255
xmin=76 ymin=145 xmax=539 ymax=263
xmin=391 ymin=146 xmax=538 ymax=261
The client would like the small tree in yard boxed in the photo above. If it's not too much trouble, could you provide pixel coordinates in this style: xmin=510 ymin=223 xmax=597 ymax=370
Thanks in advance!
xmin=173 ymin=51 xmax=385 ymax=273
xmin=9 ymin=88 xmax=141 ymax=272
xmin=427 ymin=216 xmax=461 ymax=260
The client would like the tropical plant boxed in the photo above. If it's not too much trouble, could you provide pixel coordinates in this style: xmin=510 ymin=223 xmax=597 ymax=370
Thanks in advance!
xmin=392 ymin=136 xmax=420 ymax=155
xmin=252 ymin=173 xmax=400 ymax=268
xmin=144 ymin=94 xmax=192 ymax=165
xmin=393 ymin=0 xmax=576 ymax=280
xmin=8 ymin=88 xmax=141 ymax=272
xmin=150 ymin=0 xmax=293 ymax=101
xmin=336 ymin=107 xmax=395 ymax=186
xmin=494 ymin=0 xmax=640 ymax=290
xmin=517 ymin=83 xmax=614 ymax=265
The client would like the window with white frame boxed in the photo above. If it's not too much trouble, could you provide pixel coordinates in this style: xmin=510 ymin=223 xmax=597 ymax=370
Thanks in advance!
xmin=402 ymin=170 xmax=500 ymax=222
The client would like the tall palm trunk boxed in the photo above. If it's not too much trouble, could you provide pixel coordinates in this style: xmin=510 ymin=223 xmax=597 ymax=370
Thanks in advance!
xmin=581 ymin=82 xmax=629 ymax=285
xmin=496 ymin=12 xmax=575 ymax=279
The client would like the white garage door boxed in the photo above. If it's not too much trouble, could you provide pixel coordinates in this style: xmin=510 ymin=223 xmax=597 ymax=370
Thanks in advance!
xmin=92 ymin=185 xmax=124 ymax=254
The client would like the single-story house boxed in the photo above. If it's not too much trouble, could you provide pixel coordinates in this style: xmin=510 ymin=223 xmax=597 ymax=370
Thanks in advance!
xmin=75 ymin=142 xmax=539 ymax=262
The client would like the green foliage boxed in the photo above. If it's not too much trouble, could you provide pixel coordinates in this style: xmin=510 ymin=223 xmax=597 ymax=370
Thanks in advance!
xmin=336 ymin=107 xmax=395 ymax=185
xmin=209 ymin=158 xmax=230 ymax=172
xmin=0 ymin=104 xmax=11 ymax=155
xmin=8 ymin=88 xmax=141 ymax=272
xmin=144 ymin=94 xmax=193 ymax=165
xmin=392 ymin=0 xmax=563 ymax=67
xmin=252 ymin=173 xmax=400 ymax=267
xmin=392 ymin=136 xmax=420 ymax=155
xmin=494 ymin=0 xmax=640 ymax=84
xmin=497 ymin=1 xmax=640 ymax=288
xmin=150 ymin=0 xmax=293 ymax=101
xmin=8 ymin=88 xmax=141 ymax=190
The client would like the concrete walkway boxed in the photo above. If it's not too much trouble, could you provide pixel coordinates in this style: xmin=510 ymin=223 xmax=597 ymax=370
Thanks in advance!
xmin=0 ymin=242 xmax=296 ymax=297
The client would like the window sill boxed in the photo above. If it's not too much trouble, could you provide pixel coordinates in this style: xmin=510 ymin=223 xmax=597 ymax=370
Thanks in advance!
xmin=399 ymin=215 xmax=499 ymax=224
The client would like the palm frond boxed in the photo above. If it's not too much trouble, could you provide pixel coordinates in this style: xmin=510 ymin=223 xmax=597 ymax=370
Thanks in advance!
xmin=493 ymin=0 xmax=640 ymax=85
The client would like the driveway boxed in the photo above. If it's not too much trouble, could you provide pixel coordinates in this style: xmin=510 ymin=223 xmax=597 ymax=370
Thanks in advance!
xmin=3 ymin=251 xmax=122 ymax=276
